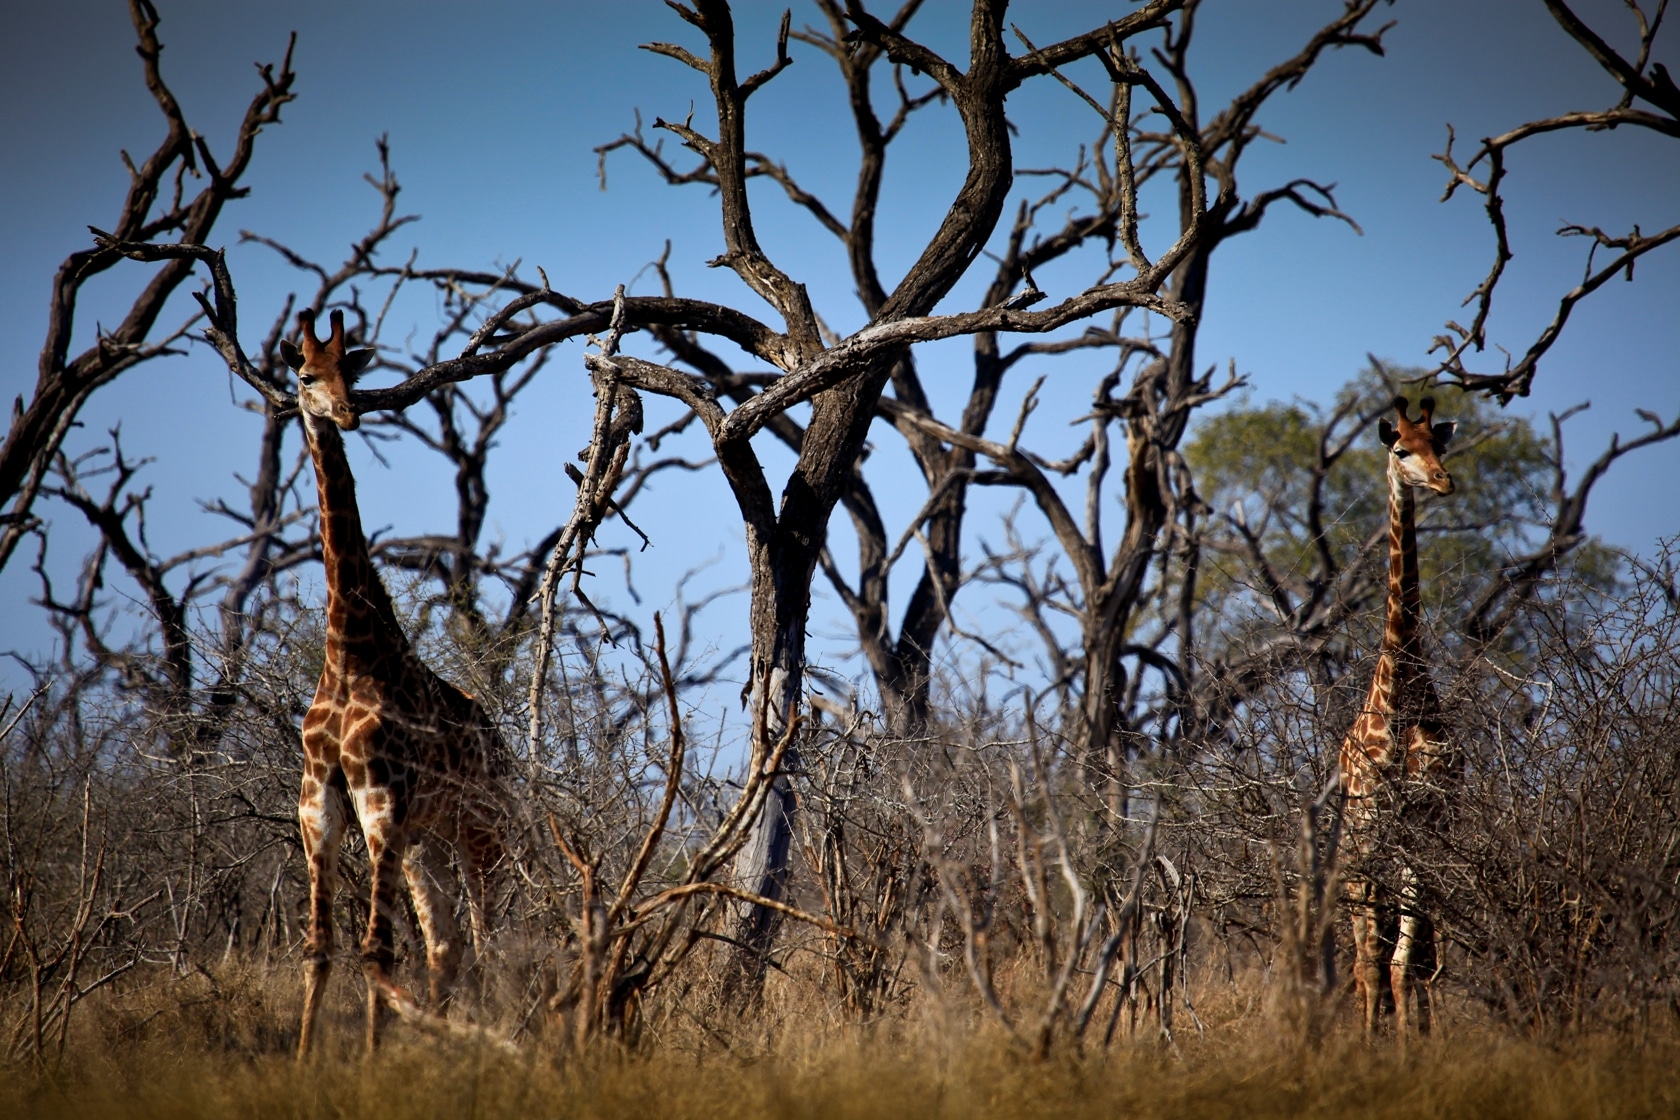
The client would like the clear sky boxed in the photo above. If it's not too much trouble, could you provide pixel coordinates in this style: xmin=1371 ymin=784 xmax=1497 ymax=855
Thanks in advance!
xmin=2 ymin=1 xmax=1676 ymax=697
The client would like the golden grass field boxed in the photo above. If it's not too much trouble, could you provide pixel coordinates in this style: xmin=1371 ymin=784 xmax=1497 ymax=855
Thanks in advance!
xmin=6 ymin=963 xmax=1677 ymax=1120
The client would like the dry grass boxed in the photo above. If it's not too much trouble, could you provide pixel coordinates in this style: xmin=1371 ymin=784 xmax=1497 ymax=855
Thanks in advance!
xmin=5 ymin=964 xmax=1677 ymax=1120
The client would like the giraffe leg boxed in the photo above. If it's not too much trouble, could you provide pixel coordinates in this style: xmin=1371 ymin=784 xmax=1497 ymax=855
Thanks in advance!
xmin=461 ymin=819 xmax=500 ymax=959
xmin=1348 ymin=877 xmax=1384 ymax=1038
xmin=1410 ymin=901 xmax=1438 ymax=1037
xmin=354 ymin=786 xmax=411 ymax=1054
xmin=1391 ymin=863 xmax=1423 ymax=1043
xmin=297 ymin=766 xmax=346 ymax=1059
xmin=402 ymin=838 xmax=461 ymax=1011
xmin=1414 ymin=930 xmax=1435 ymax=1037
xmin=1420 ymin=917 xmax=1444 ymax=1036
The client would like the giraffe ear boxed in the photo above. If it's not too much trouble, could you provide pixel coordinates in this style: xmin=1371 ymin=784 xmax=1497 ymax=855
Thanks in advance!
xmin=342 ymin=348 xmax=377 ymax=382
xmin=1378 ymin=418 xmax=1399 ymax=448
xmin=1432 ymin=421 xmax=1457 ymax=449
xmin=280 ymin=340 xmax=305 ymax=372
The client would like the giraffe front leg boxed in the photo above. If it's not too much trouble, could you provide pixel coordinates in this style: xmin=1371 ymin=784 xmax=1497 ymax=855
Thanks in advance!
xmin=1348 ymin=877 xmax=1384 ymax=1038
xmin=1391 ymin=863 xmax=1427 ymax=1042
xmin=297 ymin=767 xmax=346 ymax=1059
xmin=356 ymin=791 xmax=413 ymax=1054
xmin=461 ymin=818 xmax=501 ymax=960
xmin=1420 ymin=919 xmax=1445 ymax=1036
xmin=1414 ymin=939 xmax=1435 ymax=1037
xmin=402 ymin=838 xmax=461 ymax=1012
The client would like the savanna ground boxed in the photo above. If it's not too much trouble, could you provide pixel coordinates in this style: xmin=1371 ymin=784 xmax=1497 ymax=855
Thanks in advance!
xmin=6 ymin=964 xmax=1678 ymax=1120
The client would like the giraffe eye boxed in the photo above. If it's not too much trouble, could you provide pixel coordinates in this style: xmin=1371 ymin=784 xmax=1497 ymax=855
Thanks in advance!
xmin=299 ymin=373 xmax=317 ymax=385
xmin=1392 ymin=447 xmax=1411 ymax=459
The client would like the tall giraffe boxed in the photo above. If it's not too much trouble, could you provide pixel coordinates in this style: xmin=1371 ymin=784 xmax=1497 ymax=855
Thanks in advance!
xmin=284 ymin=309 xmax=505 ymax=1057
xmin=1339 ymin=394 xmax=1457 ymax=1039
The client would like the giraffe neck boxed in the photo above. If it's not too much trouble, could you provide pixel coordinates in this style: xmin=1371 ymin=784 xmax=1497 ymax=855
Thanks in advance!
xmin=304 ymin=414 xmax=409 ymax=668
xmin=1363 ymin=452 xmax=1425 ymax=727
xmin=1383 ymin=453 xmax=1420 ymax=658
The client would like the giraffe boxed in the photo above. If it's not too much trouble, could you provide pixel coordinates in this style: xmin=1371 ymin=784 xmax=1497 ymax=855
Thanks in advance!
xmin=284 ymin=308 xmax=505 ymax=1057
xmin=1339 ymin=394 xmax=1457 ymax=1040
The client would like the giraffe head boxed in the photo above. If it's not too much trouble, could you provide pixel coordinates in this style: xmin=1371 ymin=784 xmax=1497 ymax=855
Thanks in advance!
xmin=280 ymin=309 xmax=376 ymax=432
xmin=1378 ymin=395 xmax=1455 ymax=495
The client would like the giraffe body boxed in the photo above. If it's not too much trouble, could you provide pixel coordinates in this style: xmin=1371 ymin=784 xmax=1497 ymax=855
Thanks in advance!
xmin=1338 ymin=396 xmax=1457 ymax=1040
xmin=285 ymin=310 xmax=505 ymax=1057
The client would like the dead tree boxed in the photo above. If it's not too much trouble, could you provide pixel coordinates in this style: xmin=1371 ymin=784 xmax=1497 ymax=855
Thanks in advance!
xmin=829 ymin=1 xmax=1393 ymax=819
xmin=27 ymin=274 xmax=319 ymax=757
xmin=587 ymin=0 xmax=1236 ymax=983
xmin=0 ymin=0 xmax=295 ymax=575
xmin=603 ymin=2 xmax=1397 ymax=755
xmin=1433 ymin=0 xmax=1679 ymax=402
xmin=70 ymin=0 xmax=1210 ymax=987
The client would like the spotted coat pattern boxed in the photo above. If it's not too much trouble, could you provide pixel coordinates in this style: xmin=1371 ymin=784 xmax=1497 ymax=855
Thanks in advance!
xmin=286 ymin=309 xmax=505 ymax=1057
xmin=1338 ymin=396 xmax=1457 ymax=1040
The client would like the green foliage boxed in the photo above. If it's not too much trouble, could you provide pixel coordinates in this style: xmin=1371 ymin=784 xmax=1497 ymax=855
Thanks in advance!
xmin=1185 ymin=365 xmax=1617 ymax=657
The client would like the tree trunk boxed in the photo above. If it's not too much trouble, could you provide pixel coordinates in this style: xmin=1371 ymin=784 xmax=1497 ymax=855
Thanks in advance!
xmin=726 ymin=357 xmax=898 ymax=981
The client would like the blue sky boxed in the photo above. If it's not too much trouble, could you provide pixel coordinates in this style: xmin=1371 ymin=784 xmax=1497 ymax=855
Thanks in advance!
xmin=1 ymin=0 xmax=1676 ymax=697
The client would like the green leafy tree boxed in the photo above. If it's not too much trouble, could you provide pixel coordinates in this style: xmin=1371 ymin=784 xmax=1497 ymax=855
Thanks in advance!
xmin=1183 ymin=366 xmax=1626 ymax=716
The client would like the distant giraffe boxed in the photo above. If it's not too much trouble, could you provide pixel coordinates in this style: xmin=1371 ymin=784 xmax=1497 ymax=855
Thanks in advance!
xmin=284 ymin=309 xmax=504 ymax=1056
xmin=1339 ymin=395 xmax=1457 ymax=1039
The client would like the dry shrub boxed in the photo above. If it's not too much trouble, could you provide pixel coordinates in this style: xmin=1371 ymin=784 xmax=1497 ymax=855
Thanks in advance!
xmin=6 ymin=542 xmax=1679 ymax=1103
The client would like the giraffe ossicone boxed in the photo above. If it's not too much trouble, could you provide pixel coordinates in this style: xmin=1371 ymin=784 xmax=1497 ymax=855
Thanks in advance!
xmin=1339 ymin=394 xmax=1458 ymax=1041
xmin=285 ymin=309 xmax=506 ymax=1057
